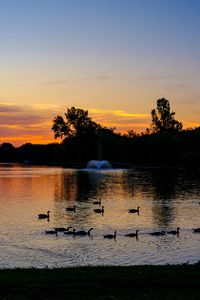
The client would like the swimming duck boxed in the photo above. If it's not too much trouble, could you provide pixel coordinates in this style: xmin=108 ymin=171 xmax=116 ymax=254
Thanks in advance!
xmin=45 ymin=230 xmax=57 ymax=235
xmin=129 ymin=206 xmax=140 ymax=213
xmin=93 ymin=199 xmax=101 ymax=205
xmin=64 ymin=228 xmax=76 ymax=235
xmin=125 ymin=230 xmax=139 ymax=237
xmin=73 ymin=228 xmax=93 ymax=236
xmin=167 ymin=227 xmax=180 ymax=235
xmin=151 ymin=230 xmax=165 ymax=236
xmin=54 ymin=226 xmax=72 ymax=232
xmin=94 ymin=206 xmax=104 ymax=214
xmin=38 ymin=211 xmax=50 ymax=219
xmin=104 ymin=231 xmax=117 ymax=239
xmin=66 ymin=205 xmax=76 ymax=212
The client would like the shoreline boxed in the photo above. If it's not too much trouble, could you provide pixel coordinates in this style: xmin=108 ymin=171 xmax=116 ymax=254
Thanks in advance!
xmin=0 ymin=264 xmax=200 ymax=299
xmin=0 ymin=161 xmax=197 ymax=170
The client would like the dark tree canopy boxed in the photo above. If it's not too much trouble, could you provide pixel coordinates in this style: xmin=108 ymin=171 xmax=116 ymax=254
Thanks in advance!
xmin=151 ymin=98 xmax=182 ymax=133
xmin=52 ymin=107 xmax=100 ymax=139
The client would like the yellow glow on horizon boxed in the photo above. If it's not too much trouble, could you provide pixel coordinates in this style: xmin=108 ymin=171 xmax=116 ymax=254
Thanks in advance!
xmin=89 ymin=108 xmax=149 ymax=118
xmin=183 ymin=121 xmax=200 ymax=128
xmin=0 ymin=135 xmax=54 ymax=145
xmin=0 ymin=125 xmax=21 ymax=129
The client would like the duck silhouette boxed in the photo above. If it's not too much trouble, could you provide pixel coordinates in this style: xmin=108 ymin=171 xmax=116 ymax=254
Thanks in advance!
xmin=125 ymin=230 xmax=139 ymax=237
xmin=66 ymin=205 xmax=76 ymax=212
xmin=104 ymin=231 xmax=117 ymax=239
xmin=151 ymin=230 xmax=165 ymax=236
xmin=129 ymin=206 xmax=140 ymax=213
xmin=94 ymin=206 xmax=104 ymax=214
xmin=167 ymin=227 xmax=180 ymax=235
xmin=45 ymin=230 xmax=57 ymax=235
xmin=54 ymin=226 xmax=72 ymax=232
xmin=64 ymin=228 xmax=76 ymax=235
xmin=93 ymin=199 xmax=101 ymax=205
xmin=73 ymin=228 xmax=93 ymax=236
xmin=38 ymin=211 xmax=50 ymax=219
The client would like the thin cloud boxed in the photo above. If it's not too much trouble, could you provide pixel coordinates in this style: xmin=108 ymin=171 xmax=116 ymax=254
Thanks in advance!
xmin=95 ymin=75 xmax=111 ymax=81
xmin=134 ymin=73 xmax=193 ymax=82
xmin=160 ymin=83 xmax=189 ymax=90
xmin=41 ymin=72 xmax=113 ymax=86
xmin=40 ymin=78 xmax=89 ymax=85
xmin=0 ymin=114 xmax=48 ymax=125
xmin=174 ymin=99 xmax=196 ymax=104
xmin=0 ymin=104 xmax=24 ymax=112
xmin=42 ymin=80 xmax=68 ymax=85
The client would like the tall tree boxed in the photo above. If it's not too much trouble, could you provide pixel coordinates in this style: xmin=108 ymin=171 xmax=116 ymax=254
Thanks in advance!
xmin=52 ymin=107 xmax=100 ymax=139
xmin=151 ymin=98 xmax=182 ymax=133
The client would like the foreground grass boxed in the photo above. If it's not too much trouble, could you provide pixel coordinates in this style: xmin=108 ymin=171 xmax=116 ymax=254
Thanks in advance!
xmin=0 ymin=264 xmax=200 ymax=299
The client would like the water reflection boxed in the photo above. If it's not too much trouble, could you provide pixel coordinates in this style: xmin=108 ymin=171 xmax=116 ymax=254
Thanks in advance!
xmin=1 ymin=164 xmax=200 ymax=267
xmin=52 ymin=167 xmax=200 ymax=230
xmin=150 ymin=168 xmax=177 ymax=227
xmin=151 ymin=168 xmax=177 ymax=200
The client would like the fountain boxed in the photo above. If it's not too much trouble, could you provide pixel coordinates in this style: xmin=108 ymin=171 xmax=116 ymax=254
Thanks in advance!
xmin=86 ymin=160 xmax=112 ymax=169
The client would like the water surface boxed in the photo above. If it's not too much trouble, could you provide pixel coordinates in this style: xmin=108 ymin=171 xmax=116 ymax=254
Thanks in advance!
xmin=0 ymin=164 xmax=200 ymax=267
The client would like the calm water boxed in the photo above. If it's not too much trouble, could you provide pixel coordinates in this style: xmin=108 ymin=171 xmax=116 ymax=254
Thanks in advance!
xmin=0 ymin=163 xmax=200 ymax=268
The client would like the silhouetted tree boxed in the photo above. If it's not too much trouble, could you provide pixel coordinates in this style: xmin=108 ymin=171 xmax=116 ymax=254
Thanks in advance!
xmin=52 ymin=107 xmax=100 ymax=139
xmin=0 ymin=143 xmax=16 ymax=162
xmin=151 ymin=98 xmax=182 ymax=133
xmin=125 ymin=130 xmax=138 ymax=138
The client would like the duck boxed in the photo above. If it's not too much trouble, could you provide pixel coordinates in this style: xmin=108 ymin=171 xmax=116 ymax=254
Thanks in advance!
xmin=193 ymin=228 xmax=200 ymax=233
xmin=125 ymin=230 xmax=139 ymax=237
xmin=93 ymin=199 xmax=101 ymax=205
xmin=151 ymin=230 xmax=165 ymax=236
xmin=64 ymin=228 xmax=76 ymax=235
xmin=73 ymin=228 xmax=93 ymax=236
xmin=129 ymin=206 xmax=140 ymax=213
xmin=38 ymin=211 xmax=50 ymax=219
xmin=66 ymin=205 xmax=76 ymax=212
xmin=167 ymin=227 xmax=180 ymax=235
xmin=54 ymin=226 xmax=72 ymax=232
xmin=104 ymin=231 xmax=117 ymax=239
xmin=45 ymin=230 xmax=57 ymax=235
xmin=94 ymin=206 xmax=104 ymax=214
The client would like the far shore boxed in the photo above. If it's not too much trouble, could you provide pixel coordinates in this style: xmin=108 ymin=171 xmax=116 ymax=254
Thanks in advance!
xmin=0 ymin=161 xmax=196 ymax=170
xmin=0 ymin=264 xmax=200 ymax=299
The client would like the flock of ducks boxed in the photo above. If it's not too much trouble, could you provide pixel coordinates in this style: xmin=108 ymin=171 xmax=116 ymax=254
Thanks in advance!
xmin=38 ymin=200 xmax=200 ymax=240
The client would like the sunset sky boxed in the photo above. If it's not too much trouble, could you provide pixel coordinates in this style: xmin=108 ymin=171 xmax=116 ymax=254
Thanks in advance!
xmin=0 ymin=0 xmax=200 ymax=146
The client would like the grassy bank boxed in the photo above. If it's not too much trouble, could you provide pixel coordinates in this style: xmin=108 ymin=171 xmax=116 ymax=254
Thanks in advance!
xmin=0 ymin=264 xmax=200 ymax=299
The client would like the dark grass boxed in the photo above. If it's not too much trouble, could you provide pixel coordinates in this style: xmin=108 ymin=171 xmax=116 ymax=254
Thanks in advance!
xmin=0 ymin=264 xmax=200 ymax=299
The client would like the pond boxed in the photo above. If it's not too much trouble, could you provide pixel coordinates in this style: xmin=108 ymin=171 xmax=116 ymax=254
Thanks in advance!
xmin=0 ymin=163 xmax=200 ymax=267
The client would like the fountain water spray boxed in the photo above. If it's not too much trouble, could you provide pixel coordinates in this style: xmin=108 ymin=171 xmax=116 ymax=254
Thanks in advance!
xmin=86 ymin=160 xmax=112 ymax=169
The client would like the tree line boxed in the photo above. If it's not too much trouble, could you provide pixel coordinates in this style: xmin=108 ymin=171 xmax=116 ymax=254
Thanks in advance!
xmin=0 ymin=98 xmax=200 ymax=167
